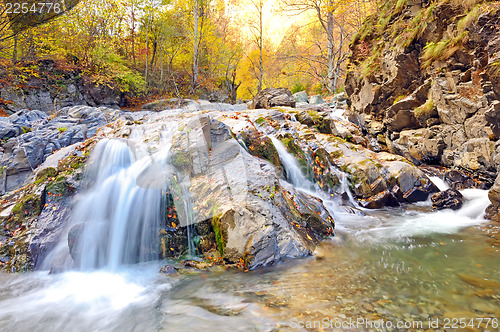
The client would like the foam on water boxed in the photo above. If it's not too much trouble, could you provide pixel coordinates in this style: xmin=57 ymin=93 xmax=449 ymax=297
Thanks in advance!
xmin=271 ymin=135 xmax=491 ymax=240
xmin=429 ymin=176 xmax=449 ymax=191
xmin=0 ymin=263 xmax=169 ymax=331
xmin=360 ymin=188 xmax=490 ymax=239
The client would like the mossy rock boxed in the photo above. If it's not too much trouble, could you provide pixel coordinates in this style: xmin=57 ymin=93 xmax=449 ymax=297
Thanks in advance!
xmin=240 ymin=130 xmax=281 ymax=167
xmin=4 ymin=232 xmax=33 ymax=272
xmin=211 ymin=211 xmax=231 ymax=257
xmin=307 ymin=110 xmax=333 ymax=134
xmin=170 ymin=150 xmax=192 ymax=173
xmin=280 ymin=134 xmax=306 ymax=159
xmin=34 ymin=167 xmax=58 ymax=184
xmin=160 ymin=228 xmax=189 ymax=259
xmin=46 ymin=175 xmax=75 ymax=200
xmin=11 ymin=192 xmax=43 ymax=224
xmin=255 ymin=117 xmax=267 ymax=125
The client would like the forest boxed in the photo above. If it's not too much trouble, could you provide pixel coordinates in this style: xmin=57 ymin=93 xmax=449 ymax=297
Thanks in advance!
xmin=0 ymin=0 xmax=375 ymax=104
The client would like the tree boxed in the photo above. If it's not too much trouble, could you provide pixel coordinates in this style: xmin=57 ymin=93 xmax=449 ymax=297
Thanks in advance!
xmin=0 ymin=0 xmax=81 ymax=62
xmin=188 ymin=0 xmax=212 ymax=93
xmin=279 ymin=0 xmax=373 ymax=93
xmin=249 ymin=0 xmax=264 ymax=93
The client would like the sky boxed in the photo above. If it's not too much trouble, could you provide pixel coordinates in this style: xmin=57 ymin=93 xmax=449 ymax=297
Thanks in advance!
xmin=225 ymin=0 xmax=313 ymax=47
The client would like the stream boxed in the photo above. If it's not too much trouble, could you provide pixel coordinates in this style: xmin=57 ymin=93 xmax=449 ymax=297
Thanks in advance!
xmin=0 ymin=120 xmax=499 ymax=331
xmin=0 ymin=201 xmax=498 ymax=331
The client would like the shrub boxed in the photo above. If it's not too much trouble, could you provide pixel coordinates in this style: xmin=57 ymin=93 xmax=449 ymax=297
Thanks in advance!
xmin=88 ymin=42 xmax=146 ymax=95
xmin=291 ymin=82 xmax=306 ymax=94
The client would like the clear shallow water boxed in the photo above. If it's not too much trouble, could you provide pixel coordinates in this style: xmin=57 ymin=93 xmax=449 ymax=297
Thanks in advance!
xmin=0 ymin=199 xmax=499 ymax=331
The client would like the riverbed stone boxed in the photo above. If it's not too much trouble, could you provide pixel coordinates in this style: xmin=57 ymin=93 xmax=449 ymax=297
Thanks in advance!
xmin=250 ymin=88 xmax=296 ymax=109
xmin=431 ymin=188 xmax=464 ymax=210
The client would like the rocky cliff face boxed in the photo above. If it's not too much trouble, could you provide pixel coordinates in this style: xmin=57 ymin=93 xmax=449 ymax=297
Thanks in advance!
xmin=0 ymin=59 xmax=122 ymax=115
xmin=345 ymin=0 xmax=500 ymax=216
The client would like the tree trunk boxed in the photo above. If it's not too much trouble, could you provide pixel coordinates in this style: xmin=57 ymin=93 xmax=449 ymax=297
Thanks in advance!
xmin=150 ymin=38 xmax=157 ymax=70
xmin=160 ymin=37 xmax=164 ymax=90
xmin=326 ymin=0 xmax=335 ymax=93
xmin=191 ymin=0 xmax=200 ymax=93
xmin=145 ymin=14 xmax=150 ymax=82
xmin=257 ymin=0 xmax=264 ymax=93
xmin=131 ymin=4 xmax=136 ymax=66
xmin=12 ymin=35 xmax=17 ymax=64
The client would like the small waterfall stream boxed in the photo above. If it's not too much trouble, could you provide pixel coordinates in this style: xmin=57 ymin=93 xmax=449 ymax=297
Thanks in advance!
xmin=269 ymin=136 xmax=315 ymax=191
xmin=73 ymin=138 xmax=166 ymax=270
xmin=270 ymin=133 xmax=491 ymax=240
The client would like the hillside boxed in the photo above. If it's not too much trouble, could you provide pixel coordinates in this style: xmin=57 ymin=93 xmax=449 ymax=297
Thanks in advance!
xmin=345 ymin=0 xmax=500 ymax=216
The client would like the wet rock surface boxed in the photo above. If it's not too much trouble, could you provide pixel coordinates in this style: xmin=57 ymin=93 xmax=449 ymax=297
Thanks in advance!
xmin=0 ymin=106 xmax=134 ymax=195
xmin=250 ymin=88 xmax=296 ymax=109
xmin=431 ymin=189 xmax=464 ymax=210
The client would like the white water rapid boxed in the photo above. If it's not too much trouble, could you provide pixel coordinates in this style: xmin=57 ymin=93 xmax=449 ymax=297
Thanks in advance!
xmin=270 ymin=135 xmax=491 ymax=240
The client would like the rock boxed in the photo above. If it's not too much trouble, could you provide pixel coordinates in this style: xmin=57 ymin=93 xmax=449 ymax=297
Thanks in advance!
xmin=359 ymin=190 xmax=400 ymax=209
xmin=453 ymin=138 xmax=495 ymax=172
xmin=393 ymin=128 xmax=446 ymax=165
xmin=293 ymin=91 xmax=308 ymax=103
xmin=485 ymin=101 xmax=500 ymax=139
xmin=0 ymin=60 xmax=122 ymax=114
xmin=313 ymin=133 xmax=438 ymax=205
xmin=444 ymin=169 xmax=481 ymax=190
xmin=484 ymin=204 xmax=500 ymax=222
xmin=331 ymin=92 xmax=348 ymax=102
xmin=344 ymin=1 xmax=500 ymax=188
xmin=0 ymin=106 xmax=122 ymax=195
xmin=487 ymin=174 xmax=500 ymax=220
xmin=250 ymin=88 xmax=296 ymax=109
xmin=386 ymin=109 xmax=419 ymax=132
xmin=296 ymin=111 xmax=315 ymax=127
xmin=168 ymin=117 xmax=334 ymax=268
xmin=431 ymin=188 xmax=464 ymax=210
xmin=142 ymin=98 xmax=200 ymax=112
xmin=67 ymin=223 xmax=84 ymax=264
xmin=159 ymin=265 xmax=179 ymax=275
xmin=309 ymin=95 xmax=325 ymax=105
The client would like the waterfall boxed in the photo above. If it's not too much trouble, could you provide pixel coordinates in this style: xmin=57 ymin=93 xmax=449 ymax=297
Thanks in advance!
xmin=269 ymin=135 xmax=363 ymax=234
xmin=429 ymin=176 xmax=449 ymax=191
xmin=269 ymin=134 xmax=491 ymax=239
xmin=71 ymin=139 xmax=166 ymax=270
xmin=269 ymin=136 xmax=314 ymax=190
xmin=270 ymin=135 xmax=356 ymax=205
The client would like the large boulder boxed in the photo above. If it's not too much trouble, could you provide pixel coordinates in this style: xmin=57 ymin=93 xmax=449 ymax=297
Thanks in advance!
xmin=431 ymin=189 xmax=464 ymax=210
xmin=166 ymin=116 xmax=334 ymax=268
xmin=309 ymin=95 xmax=325 ymax=105
xmin=251 ymin=88 xmax=296 ymax=109
xmin=293 ymin=91 xmax=308 ymax=103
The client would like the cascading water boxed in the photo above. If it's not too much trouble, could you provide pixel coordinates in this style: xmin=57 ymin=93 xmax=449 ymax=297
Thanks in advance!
xmin=270 ymin=134 xmax=491 ymax=240
xmin=269 ymin=136 xmax=314 ymax=191
xmin=72 ymin=138 xmax=166 ymax=270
